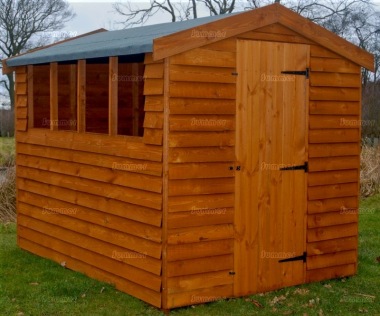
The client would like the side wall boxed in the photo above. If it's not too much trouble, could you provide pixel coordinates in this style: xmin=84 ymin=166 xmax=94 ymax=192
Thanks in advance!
xmin=14 ymin=54 xmax=165 ymax=308
xmin=307 ymin=46 xmax=361 ymax=281
xmin=164 ymin=24 xmax=361 ymax=308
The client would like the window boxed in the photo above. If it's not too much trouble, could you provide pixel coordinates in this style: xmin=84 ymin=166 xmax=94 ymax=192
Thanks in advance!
xmin=32 ymin=65 xmax=50 ymax=128
xmin=29 ymin=54 xmax=146 ymax=137
xmin=117 ymin=57 xmax=145 ymax=136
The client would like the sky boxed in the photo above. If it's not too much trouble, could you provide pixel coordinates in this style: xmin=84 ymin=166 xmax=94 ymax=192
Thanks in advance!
xmin=65 ymin=0 xmax=380 ymax=35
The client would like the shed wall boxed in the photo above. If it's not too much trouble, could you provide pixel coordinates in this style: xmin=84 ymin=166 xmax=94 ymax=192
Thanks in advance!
xmin=14 ymin=57 xmax=165 ymax=307
xmin=164 ymin=24 xmax=361 ymax=308
xmin=165 ymin=39 xmax=237 ymax=308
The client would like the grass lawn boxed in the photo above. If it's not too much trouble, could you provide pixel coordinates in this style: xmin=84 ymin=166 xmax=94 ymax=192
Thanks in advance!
xmin=0 ymin=195 xmax=379 ymax=316
xmin=0 ymin=137 xmax=15 ymax=166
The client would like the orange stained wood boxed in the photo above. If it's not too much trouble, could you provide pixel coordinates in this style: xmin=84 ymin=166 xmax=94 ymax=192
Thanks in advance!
xmin=27 ymin=65 xmax=34 ymax=129
xmin=153 ymin=4 xmax=373 ymax=71
xmin=234 ymin=40 xmax=309 ymax=296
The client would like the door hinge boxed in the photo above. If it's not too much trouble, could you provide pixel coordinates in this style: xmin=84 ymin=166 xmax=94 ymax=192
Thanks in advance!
xmin=280 ymin=162 xmax=308 ymax=173
xmin=279 ymin=251 xmax=307 ymax=263
xmin=281 ymin=68 xmax=309 ymax=79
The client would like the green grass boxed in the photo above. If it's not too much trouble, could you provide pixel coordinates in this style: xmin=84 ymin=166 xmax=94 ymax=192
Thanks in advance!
xmin=0 ymin=196 xmax=379 ymax=316
xmin=0 ymin=137 xmax=15 ymax=166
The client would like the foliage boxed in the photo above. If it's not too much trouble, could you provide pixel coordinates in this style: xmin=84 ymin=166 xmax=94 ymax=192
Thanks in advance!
xmin=0 ymin=0 xmax=75 ymax=107
xmin=360 ymin=144 xmax=380 ymax=197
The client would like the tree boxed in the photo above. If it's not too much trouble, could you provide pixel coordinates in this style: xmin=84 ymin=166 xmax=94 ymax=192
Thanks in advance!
xmin=0 ymin=0 xmax=75 ymax=108
xmin=113 ymin=0 xmax=237 ymax=27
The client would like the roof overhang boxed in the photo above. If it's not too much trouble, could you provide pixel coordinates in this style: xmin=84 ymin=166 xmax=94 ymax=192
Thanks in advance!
xmin=153 ymin=3 xmax=374 ymax=71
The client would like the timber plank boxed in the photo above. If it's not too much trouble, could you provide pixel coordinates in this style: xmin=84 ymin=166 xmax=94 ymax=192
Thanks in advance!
xmin=17 ymin=95 xmax=28 ymax=108
xmin=309 ymin=129 xmax=360 ymax=143
xmin=168 ymin=208 xmax=233 ymax=229
xmin=169 ymin=131 xmax=234 ymax=147
xmin=310 ymin=57 xmax=360 ymax=73
xmin=308 ymin=196 xmax=358 ymax=214
xmin=310 ymin=45 xmax=340 ymax=58
xmin=167 ymin=224 xmax=234 ymax=244
xmin=309 ymin=101 xmax=359 ymax=115
xmin=143 ymin=112 xmax=164 ymax=129
xmin=309 ymin=72 xmax=360 ymax=88
xmin=170 ymin=82 xmax=235 ymax=99
xmin=17 ymin=165 xmax=162 ymax=210
xmin=144 ymin=95 xmax=164 ymax=111
xmin=308 ymin=183 xmax=358 ymax=200
xmin=169 ymin=98 xmax=235 ymax=115
xmin=166 ymin=284 xmax=232 ymax=309
xmin=170 ymin=65 xmax=236 ymax=83
xmin=167 ymin=270 xmax=233 ymax=294
xmin=307 ymin=211 xmax=357 ymax=228
xmin=308 ymin=169 xmax=358 ymax=186
xmin=17 ymin=142 xmax=162 ymax=176
xmin=18 ymin=203 xmax=162 ymax=259
xmin=144 ymin=78 xmax=163 ymax=95
xmin=307 ymin=250 xmax=356 ymax=270
xmin=170 ymin=115 xmax=234 ymax=131
xmin=307 ymin=236 xmax=357 ymax=255
xmin=309 ymin=115 xmax=360 ymax=129
xmin=143 ymin=128 xmax=163 ymax=145
xmin=168 ymin=147 xmax=235 ymax=162
xmin=307 ymin=223 xmax=358 ymax=242
xmin=309 ymin=156 xmax=359 ymax=172
xmin=17 ymin=129 xmax=163 ymax=161
xmin=144 ymin=63 xmax=164 ymax=79
xmin=18 ymin=222 xmax=162 ymax=292
xmin=168 ymin=193 xmax=234 ymax=212
xmin=168 ymin=178 xmax=234 ymax=196
xmin=16 ymin=107 xmax=28 ymax=119
xmin=18 ymin=215 xmax=161 ymax=275
xmin=167 ymin=239 xmax=233 ymax=261
xmin=18 ymin=190 xmax=162 ymax=243
xmin=306 ymin=264 xmax=356 ymax=282
xmin=169 ymin=48 xmax=235 ymax=68
xmin=237 ymin=29 xmax=314 ymax=45
xmin=309 ymin=87 xmax=360 ymax=101
xmin=169 ymin=162 xmax=234 ymax=179
xmin=309 ymin=143 xmax=360 ymax=158
xmin=18 ymin=178 xmax=163 ymax=226
xmin=17 ymin=154 xmax=162 ymax=193
xmin=16 ymin=119 xmax=27 ymax=132
xmin=167 ymin=254 xmax=233 ymax=277
xmin=18 ymin=238 xmax=162 ymax=307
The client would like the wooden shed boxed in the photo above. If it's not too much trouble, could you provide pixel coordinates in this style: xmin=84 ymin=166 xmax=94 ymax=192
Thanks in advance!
xmin=2 ymin=3 xmax=374 ymax=310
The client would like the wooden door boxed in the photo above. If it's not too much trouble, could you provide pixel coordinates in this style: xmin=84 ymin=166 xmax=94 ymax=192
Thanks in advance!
xmin=234 ymin=40 xmax=309 ymax=296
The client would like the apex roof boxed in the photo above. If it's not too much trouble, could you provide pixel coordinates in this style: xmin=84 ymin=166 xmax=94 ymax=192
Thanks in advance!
xmin=3 ymin=3 xmax=374 ymax=71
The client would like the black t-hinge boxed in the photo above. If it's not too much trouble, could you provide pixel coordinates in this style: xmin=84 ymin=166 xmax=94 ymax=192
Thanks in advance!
xmin=281 ymin=68 xmax=309 ymax=79
xmin=279 ymin=251 xmax=307 ymax=263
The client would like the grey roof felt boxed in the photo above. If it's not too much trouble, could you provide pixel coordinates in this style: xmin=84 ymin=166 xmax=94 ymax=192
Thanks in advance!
xmin=6 ymin=14 xmax=234 ymax=67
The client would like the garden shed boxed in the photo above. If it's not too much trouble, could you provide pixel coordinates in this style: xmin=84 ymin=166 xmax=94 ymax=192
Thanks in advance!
xmin=2 ymin=3 xmax=374 ymax=310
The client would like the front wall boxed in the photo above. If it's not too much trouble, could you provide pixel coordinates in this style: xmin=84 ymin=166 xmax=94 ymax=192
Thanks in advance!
xmin=165 ymin=39 xmax=237 ymax=308
xmin=165 ymin=24 xmax=361 ymax=309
